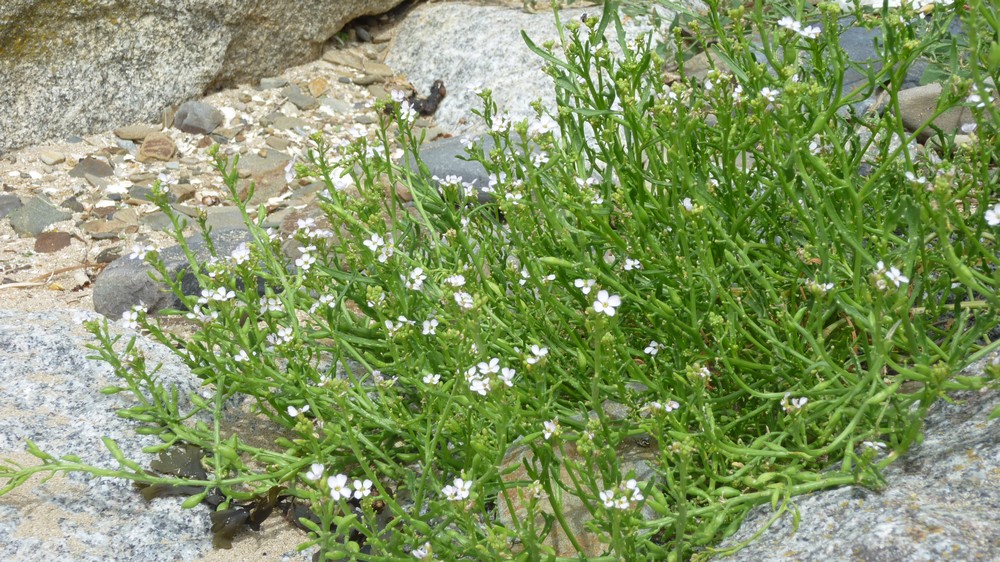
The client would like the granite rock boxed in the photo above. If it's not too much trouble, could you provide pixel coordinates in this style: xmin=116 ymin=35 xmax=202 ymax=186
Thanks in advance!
xmin=713 ymin=356 xmax=1000 ymax=562
xmin=91 ymin=227 xmax=262 ymax=319
xmin=0 ymin=309 xmax=314 ymax=561
xmin=0 ymin=0 xmax=406 ymax=153
xmin=385 ymin=2 xmax=701 ymax=136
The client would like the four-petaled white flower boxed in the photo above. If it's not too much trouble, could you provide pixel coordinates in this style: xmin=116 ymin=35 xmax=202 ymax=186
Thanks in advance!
xmin=542 ymin=418 xmax=560 ymax=440
xmin=121 ymin=306 xmax=146 ymax=330
xmin=985 ymin=203 xmax=1000 ymax=226
xmin=644 ymin=341 xmax=662 ymax=355
xmin=574 ymin=278 xmax=596 ymax=295
xmin=499 ymin=367 xmax=516 ymax=387
xmin=230 ymin=244 xmax=250 ymax=265
xmin=444 ymin=274 xmax=466 ymax=287
xmin=875 ymin=260 xmax=909 ymax=290
xmin=295 ymin=253 xmax=316 ymax=271
xmin=287 ymin=404 xmax=310 ymax=417
xmin=526 ymin=345 xmax=549 ymax=365
xmin=305 ymin=463 xmax=324 ymax=481
xmin=423 ymin=373 xmax=441 ymax=385
xmin=600 ymin=489 xmax=616 ymax=508
xmin=353 ymin=478 xmax=373 ymax=499
xmin=422 ymin=318 xmax=438 ymax=335
xmin=328 ymin=474 xmax=350 ymax=501
xmin=363 ymin=233 xmax=385 ymax=252
xmin=443 ymin=477 xmax=472 ymax=501
xmin=202 ymin=287 xmax=235 ymax=302
xmin=128 ymin=244 xmax=154 ymax=260
xmin=405 ymin=267 xmax=427 ymax=291
xmin=593 ymin=290 xmax=622 ymax=317
xmin=624 ymin=258 xmax=642 ymax=271
xmin=478 ymin=358 xmax=500 ymax=376
xmin=760 ymin=87 xmax=780 ymax=103
xmin=777 ymin=16 xmax=820 ymax=39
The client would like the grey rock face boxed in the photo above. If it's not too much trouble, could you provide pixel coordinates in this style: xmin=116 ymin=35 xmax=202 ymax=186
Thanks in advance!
xmin=0 ymin=0 xmax=405 ymax=154
xmin=714 ymin=356 xmax=1000 ymax=562
xmin=385 ymin=2 xmax=702 ymax=136
xmin=0 ymin=193 xmax=23 ymax=219
xmin=172 ymin=101 xmax=225 ymax=135
xmin=7 ymin=194 xmax=72 ymax=236
xmin=0 ymin=309 xmax=314 ymax=560
xmin=92 ymin=227 xmax=259 ymax=319
xmin=0 ymin=309 xmax=209 ymax=560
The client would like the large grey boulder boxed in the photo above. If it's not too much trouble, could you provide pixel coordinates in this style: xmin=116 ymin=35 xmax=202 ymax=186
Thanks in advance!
xmin=713 ymin=356 xmax=1000 ymax=561
xmin=0 ymin=0 xmax=404 ymax=154
xmin=385 ymin=2 xmax=705 ymax=136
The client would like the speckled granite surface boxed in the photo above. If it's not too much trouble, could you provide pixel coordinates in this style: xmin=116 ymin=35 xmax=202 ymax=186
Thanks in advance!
xmin=714 ymin=355 xmax=1000 ymax=562
xmin=0 ymin=309 xmax=312 ymax=561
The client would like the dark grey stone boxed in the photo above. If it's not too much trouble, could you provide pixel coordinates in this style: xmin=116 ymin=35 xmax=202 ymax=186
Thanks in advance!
xmin=59 ymin=195 xmax=85 ymax=213
xmin=173 ymin=101 xmax=224 ymax=135
xmin=714 ymin=356 xmax=1000 ymax=562
xmin=259 ymin=76 xmax=289 ymax=90
xmin=92 ymin=227 xmax=265 ymax=319
xmin=0 ymin=193 xmax=23 ymax=219
xmin=68 ymin=156 xmax=114 ymax=178
xmin=282 ymin=84 xmax=319 ymax=111
xmin=7 ymin=195 xmax=73 ymax=236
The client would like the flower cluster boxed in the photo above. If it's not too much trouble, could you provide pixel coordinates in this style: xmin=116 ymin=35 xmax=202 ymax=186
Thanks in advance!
xmin=781 ymin=393 xmax=809 ymax=413
xmin=600 ymin=479 xmax=645 ymax=510
xmin=464 ymin=358 xmax=516 ymax=395
xmin=874 ymin=261 xmax=909 ymax=291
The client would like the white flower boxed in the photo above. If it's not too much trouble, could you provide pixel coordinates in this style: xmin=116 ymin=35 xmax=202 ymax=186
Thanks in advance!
xmin=444 ymin=274 xmax=466 ymax=287
xmin=233 ymin=349 xmax=250 ymax=362
xmin=422 ymin=318 xmax=438 ymax=335
xmin=412 ymin=543 xmax=431 ymax=560
xmin=405 ymin=267 xmax=427 ymax=291
xmin=295 ymin=253 xmax=316 ymax=271
xmin=760 ymin=87 xmax=780 ymax=103
xmin=777 ymin=16 xmax=820 ymax=39
xmin=287 ymin=404 xmax=310 ymax=417
xmin=363 ymin=233 xmax=385 ymax=252
xmin=378 ymin=244 xmax=395 ymax=263
xmin=443 ymin=478 xmax=472 ymax=501
xmin=203 ymin=287 xmax=235 ymax=302
xmin=664 ymin=400 xmax=680 ymax=412
xmin=806 ymin=279 xmax=835 ymax=295
xmin=423 ymin=373 xmax=441 ymax=385
xmin=399 ymin=100 xmax=417 ymax=123
xmin=644 ymin=340 xmax=662 ymax=356
xmin=469 ymin=376 xmax=490 ymax=395
xmin=328 ymin=474 xmax=350 ymax=501
xmin=681 ymin=197 xmax=694 ymax=212
xmin=875 ymin=261 xmax=909 ymax=289
xmin=478 ymin=358 xmax=500 ymax=376
xmin=593 ymin=290 xmax=622 ymax=317
xmin=574 ymin=278 xmax=596 ymax=295
xmin=120 ymin=306 xmax=145 ymax=330
xmin=600 ymin=489 xmax=616 ymax=508
xmin=353 ymin=479 xmax=373 ymax=499
xmin=781 ymin=393 xmax=808 ymax=413
xmin=186 ymin=305 xmax=218 ymax=323
xmin=128 ymin=244 xmax=154 ymax=260
xmin=542 ymin=419 xmax=560 ymax=440
xmin=454 ymin=291 xmax=474 ymax=310
xmin=625 ymin=478 xmax=644 ymax=501
xmin=526 ymin=345 xmax=548 ymax=365
xmin=985 ymin=203 xmax=1000 ymax=226
xmin=305 ymin=463 xmax=324 ymax=481
xmin=391 ymin=90 xmax=406 ymax=103
xmin=230 ymin=243 xmax=250 ymax=265
xmin=528 ymin=114 xmax=558 ymax=137
xmin=624 ymin=258 xmax=642 ymax=271
xmin=530 ymin=151 xmax=549 ymax=167
xmin=499 ymin=367 xmax=516 ymax=387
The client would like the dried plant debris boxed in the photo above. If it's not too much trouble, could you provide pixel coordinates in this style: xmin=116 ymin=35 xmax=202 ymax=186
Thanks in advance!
xmin=134 ymin=442 xmax=396 ymax=551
